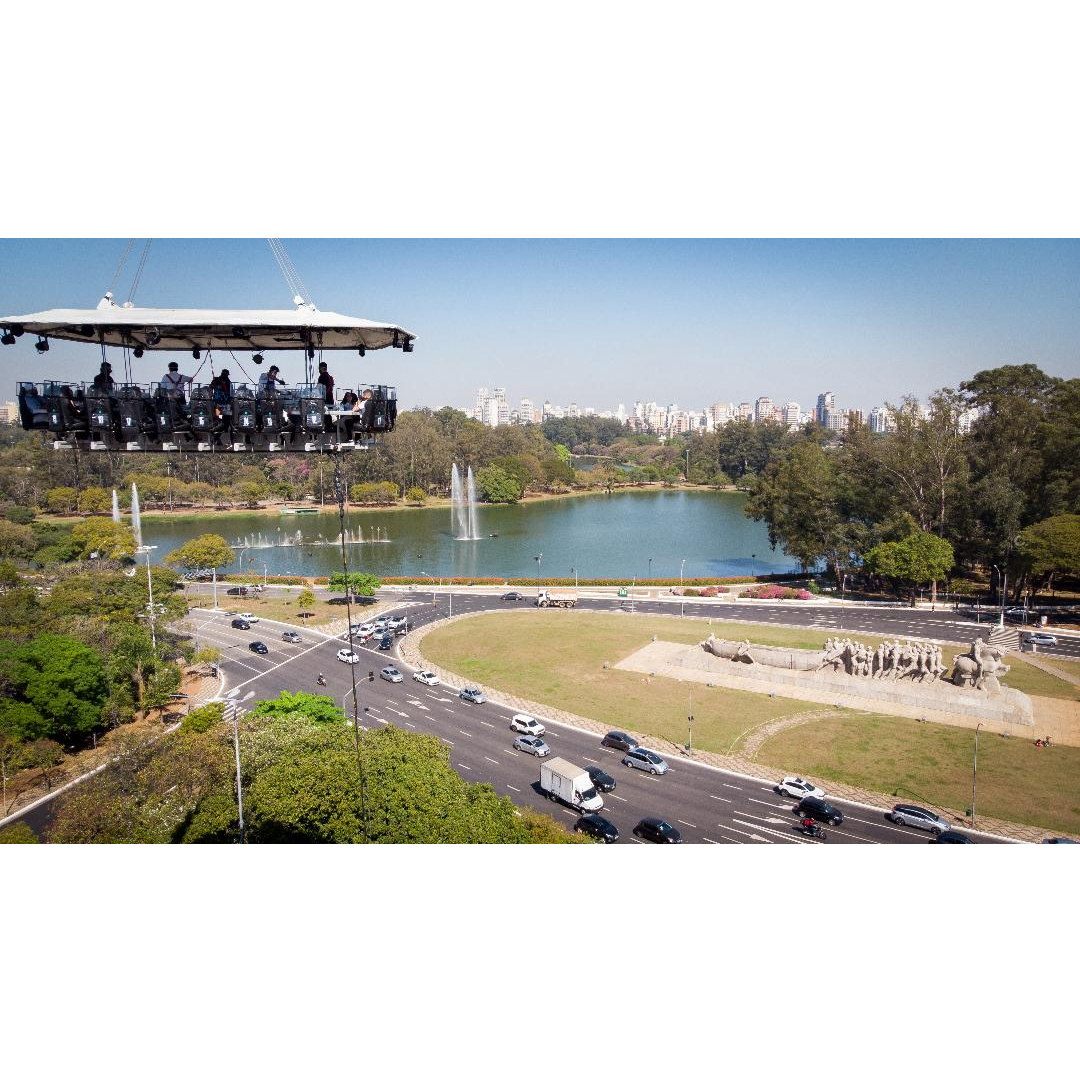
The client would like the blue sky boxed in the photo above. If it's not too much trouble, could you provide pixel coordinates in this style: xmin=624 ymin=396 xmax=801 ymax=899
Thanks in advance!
xmin=2 ymin=238 xmax=1078 ymax=414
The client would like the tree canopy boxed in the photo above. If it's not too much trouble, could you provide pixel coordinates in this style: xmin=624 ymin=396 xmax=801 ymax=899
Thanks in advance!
xmin=164 ymin=533 xmax=235 ymax=573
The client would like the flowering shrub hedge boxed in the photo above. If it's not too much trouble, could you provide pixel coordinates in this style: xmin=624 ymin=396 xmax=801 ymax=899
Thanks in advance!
xmin=742 ymin=584 xmax=812 ymax=600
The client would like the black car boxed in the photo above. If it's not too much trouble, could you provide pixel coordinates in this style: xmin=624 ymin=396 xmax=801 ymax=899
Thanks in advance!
xmin=394 ymin=621 xmax=415 ymax=636
xmin=501 ymin=591 xmax=525 ymax=601
xmin=1042 ymin=837 xmax=1078 ymax=844
xmin=931 ymin=830 xmax=974 ymax=844
xmin=633 ymin=818 xmax=683 ymax=844
xmin=231 ymin=618 xmax=250 ymax=630
xmin=574 ymin=814 xmax=620 ymax=843
xmin=797 ymin=796 xmax=844 ymax=826
xmin=226 ymin=586 xmax=249 ymax=597
xmin=378 ymin=635 xmax=394 ymax=650
xmin=584 ymin=765 xmax=616 ymax=793
xmin=248 ymin=641 xmax=268 ymax=654
xmin=601 ymin=730 xmax=639 ymax=753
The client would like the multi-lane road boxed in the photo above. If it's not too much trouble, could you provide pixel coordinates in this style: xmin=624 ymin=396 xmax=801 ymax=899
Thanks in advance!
xmin=186 ymin=591 xmax=1025 ymax=844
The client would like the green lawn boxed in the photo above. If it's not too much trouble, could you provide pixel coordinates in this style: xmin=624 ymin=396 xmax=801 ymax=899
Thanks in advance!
xmin=423 ymin=611 xmax=1080 ymax=835
xmin=755 ymin=712 xmax=1080 ymax=836
xmin=423 ymin=612 xmax=818 ymax=751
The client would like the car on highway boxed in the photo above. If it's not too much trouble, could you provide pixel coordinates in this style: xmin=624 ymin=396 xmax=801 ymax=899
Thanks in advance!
xmin=372 ymin=618 xmax=390 ymax=632
xmin=226 ymin=586 xmax=249 ymax=596
xmin=513 ymin=734 xmax=551 ymax=757
xmin=510 ymin=714 xmax=546 ymax=737
xmin=380 ymin=667 xmax=403 ymax=683
xmin=931 ymin=830 xmax=974 ymax=844
xmin=776 ymin=776 xmax=825 ymax=800
xmin=1042 ymin=837 xmax=1078 ymax=844
xmin=574 ymin=814 xmax=620 ymax=843
xmin=394 ymin=621 xmax=415 ymax=636
xmin=584 ymin=765 xmax=616 ymax=792
xmin=501 ymin=591 xmax=525 ymax=601
xmin=459 ymin=687 xmax=486 ymax=704
xmin=230 ymin=618 xmax=250 ymax=630
xmin=377 ymin=635 xmax=394 ymax=650
xmin=623 ymin=747 xmax=669 ymax=775
xmin=248 ymin=641 xmax=268 ymax=654
xmin=350 ymin=623 xmax=374 ymax=636
xmin=633 ymin=818 xmax=683 ymax=844
xmin=413 ymin=670 xmax=439 ymax=686
xmin=387 ymin=616 xmax=406 ymax=630
xmin=601 ymin=730 xmax=639 ymax=752
xmin=797 ymin=796 xmax=844 ymax=826
xmin=236 ymin=612 xmax=259 ymax=623
xmin=1022 ymin=632 xmax=1058 ymax=646
xmin=888 ymin=804 xmax=948 ymax=834
xmin=281 ymin=631 xmax=303 ymax=643
xmin=337 ymin=648 xmax=361 ymax=664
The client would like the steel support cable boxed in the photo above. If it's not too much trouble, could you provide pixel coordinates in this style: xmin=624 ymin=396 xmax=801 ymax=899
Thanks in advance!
xmin=267 ymin=238 xmax=312 ymax=307
xmin=334 ymin=456 xmax=370 ymax=840
xmin=126 ymin=239 xmax=153 ymax=305
xmin=107 ymin=239 xmax=136 ymax=297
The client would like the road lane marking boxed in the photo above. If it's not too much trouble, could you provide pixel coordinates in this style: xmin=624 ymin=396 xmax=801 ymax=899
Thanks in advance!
xmin=404 ymin=722 xmax=415 ymax=728
xmin=458 ymin=730 xmax=473 ymax=737
xmin=710 ymin=795 xmax=732 ymax=802
xmin=442 ymin=738 xmax=454 ymax=746
xmin=502 ymin=748 xmax=516 ymax=756
xmin=480 ymin=721 xmax=495 ymax=728
xmin=485 ymin=757 xmax=500 ymax=765
xmin=561 ymin=809 xmax=576 ymax=817
xmin=609 ymin=794 xmax=627 ymax=802
xmin=677 ymin=820 xmax=697 ymax=829
xmin=582 ymin=756 xmax=600 ymax=764
xmin=443 ymin=708 xmax=456 ymax=714
xmin=721 ymin=783 xmax=742 ymax=790
xmin=715 ymin=822 xmax=772 ymax=843
xmin=703 ymin=837 xmax=721 ymax=844
xmin=458 ymin=763 xmax=471 ymax=770
xmin=506 ymin=785 xmax=521 ymax=792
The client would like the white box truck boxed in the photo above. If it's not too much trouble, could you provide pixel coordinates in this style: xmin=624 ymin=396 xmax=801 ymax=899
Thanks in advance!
xmin=540 ymin=757 xmax=604 ymax=813
xmin=536 ymin=588 xmax=577 ymax=608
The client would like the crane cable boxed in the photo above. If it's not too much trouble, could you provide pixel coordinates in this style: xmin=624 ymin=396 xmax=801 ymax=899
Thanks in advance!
xmin=126 ymin=239 xmax=154 ymax=305
xmin=267 ymin=238 xmax=313 ymax=307
xmin=106 ymin=239 xmax=136 ymax=298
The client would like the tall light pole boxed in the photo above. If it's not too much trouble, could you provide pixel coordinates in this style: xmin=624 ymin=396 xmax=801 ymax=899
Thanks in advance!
xmin=141 ymin=546 xmax=159 ymax=651
xmin=680 ymin=558 xmax=686 ymax=618
xmin=534 ymin=553 xmax=542 ymax=598
xmin=840 ymin=572 xmax=848 ymax=631
xmin=263 ymin=563 xmax=268 ymax=588
xmin=419 ymin=570 xmax=436 ymax=608
xmin=226 ymin=688 xmax=255 ymax=842
xmin=687 ymin=682 xmax=694 ymax=751
xmin=751 ymin=552 xmax=757 ymax=581
xmin=570 ymin=565 xmax=578 ymax=595
xmin=648 ymin=557 xmax=652 ymax=583
xmin=971 ymin=722 xmax=983 ymax=824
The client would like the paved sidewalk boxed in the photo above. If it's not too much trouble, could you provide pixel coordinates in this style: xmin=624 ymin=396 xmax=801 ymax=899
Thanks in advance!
xmin=400 ymin=608 xmax=1076 ymax=844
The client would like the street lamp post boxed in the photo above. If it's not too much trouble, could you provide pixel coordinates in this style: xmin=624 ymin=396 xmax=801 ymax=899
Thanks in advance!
xmin=687 ymin=682 xmax=694 ymax=752
xmin=226 ymin=688 xmax=255 ymax=842
xmin=680 ymin=558 xmax=686 ymax=618
xmin=142 ymin=546 xmax=159 ymax=651
xmin=971 ymin=722 xmax=983 ymax=824
xmin=570 ymin=566 xmax=578 ymax=595
xmin=751 ymin=552 xmax=757 ymax=581
xmin=840 ymin=572 xmax=847 ymax=631
xmin=263 ymin=564 xmax=268 ymax=589
xmin=534 ymin=553 xmax=542 ymax=599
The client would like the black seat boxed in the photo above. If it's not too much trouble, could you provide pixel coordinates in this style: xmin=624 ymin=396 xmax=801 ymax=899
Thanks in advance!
xmin=117 ymin=387 xmax=155 ymax=444
xmin=301 ymin=396 xmax=326 ymax=435
xmin=154 ymin=390 xmax=191 ymax=439
xmin=189 ymin=388 xmax=225 ymax=438
xmin=231 ymin=392 xmax=258 ymax=443
xmin=17 ymin=383 xmax=50 ymax=431
xmin=85 ymin=391 xmax=119 ymax=442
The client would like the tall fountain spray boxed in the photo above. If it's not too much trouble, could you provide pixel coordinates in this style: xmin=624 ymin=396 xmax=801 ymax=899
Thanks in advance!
xmin=130 ymin=483 xmax=143 ymax=550
xmin=112 ymin=489 xmax=121 ymax=524
xmin=451 ymin=463 xmax=480 ymax=540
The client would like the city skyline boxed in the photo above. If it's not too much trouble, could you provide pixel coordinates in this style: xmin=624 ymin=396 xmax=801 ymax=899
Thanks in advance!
xmin=2 ymin=239 xmax=1078 ymax=410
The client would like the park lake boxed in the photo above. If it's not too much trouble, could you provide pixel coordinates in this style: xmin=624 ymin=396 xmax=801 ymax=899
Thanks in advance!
xmin=139 ymin=489 xmax=800 ymax=580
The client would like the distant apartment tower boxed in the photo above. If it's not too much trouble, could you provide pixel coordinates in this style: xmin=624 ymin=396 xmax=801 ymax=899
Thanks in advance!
xmin=0 ymin=401 xmax=18 ymax=424
xmin=847 ymin=409 xmax=866 ymax=429
xmin=754 ymin=396 xmax=774 ymax=423
xmin=869 ymin=405 xmax=893 ymax=433
xmin=815 ymin=392 xmax=835 ymax=425
xmin=824 ymin=407 xmax=847 ymax=432
xmin=736 ymin=402 xmax=753 ymax=421
xmin=710 ymin=402 xmax=732 ymax=426
xmin=475 ymin=386 xmax=510 ymax=427
xmin=782 ymin=402 xmax=801 ymax=429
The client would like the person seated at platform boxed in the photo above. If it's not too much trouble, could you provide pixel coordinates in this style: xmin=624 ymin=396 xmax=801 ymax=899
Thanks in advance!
xmin=258 ymin=364 xmax=286 ymax=396
xmin=317 ymin=361 xmax=335 ymax=405
xmin=91 ymin=361 xmax=115 ymax=394
xmin=60 ymin=384 xmax=85 ymax=420
xmin=160 ymin=360 xmax=191 ymax=394
xmin=208 ymin=369 xmax=232 ymax=418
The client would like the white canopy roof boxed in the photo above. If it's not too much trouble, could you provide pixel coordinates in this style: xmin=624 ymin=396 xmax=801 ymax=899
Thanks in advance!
xmin=0 ymin=301 xmax=416 ymax=352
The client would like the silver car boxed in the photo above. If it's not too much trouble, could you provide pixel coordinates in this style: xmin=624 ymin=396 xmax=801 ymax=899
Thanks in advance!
xmin=623 ymin=747 xmax=669 ymax=775
xmin=513 ymin=735 xmax=551 ymax=758
xmin=888 ymin=804 xmax=949 ymax=835
xmin=380 ymin=667 xmax=403 ymax=683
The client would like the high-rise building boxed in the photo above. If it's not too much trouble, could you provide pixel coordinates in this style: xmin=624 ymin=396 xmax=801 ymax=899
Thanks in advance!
xmin=782 ymin=402 xmax=801 ymax=429
xmin=815 ymin=391 xmax=835 ymax=425
xmin=475 ymin=386 xmax=509 ymax=426
xmin=519 ymin=397 xmax=536 ymax=424
xmin=869 ymin=405 xmax=892 ymax=433
xmin=754 ymin=396 xmax=774 ymax=423
xmin=824 ymin=407 xmax=847 ymax=431
xmin=710 ymin=402 xmax=732 ymax=425
xmin=736 ymin=402 xmax=753 ymax=421
xmin=0 ymin=401 xmax=18 ymax=424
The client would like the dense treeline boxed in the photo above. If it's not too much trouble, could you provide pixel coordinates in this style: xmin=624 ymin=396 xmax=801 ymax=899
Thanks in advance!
xmin=744 ymin=365 xmax=1080 ymax=600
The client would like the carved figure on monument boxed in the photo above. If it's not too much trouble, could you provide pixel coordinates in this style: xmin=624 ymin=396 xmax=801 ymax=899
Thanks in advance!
xmin=949 ymin=637 xmax=1010 ymax=691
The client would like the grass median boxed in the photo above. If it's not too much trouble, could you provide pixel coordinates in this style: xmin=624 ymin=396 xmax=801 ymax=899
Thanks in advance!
xmin=422 ymin=611 xmax=1080 ymax=835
